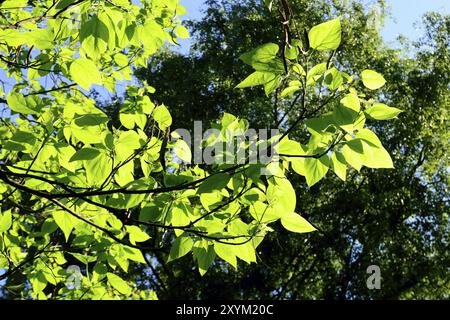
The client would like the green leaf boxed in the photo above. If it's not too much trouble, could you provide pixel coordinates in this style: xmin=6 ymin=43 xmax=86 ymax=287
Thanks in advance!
xmin=224 ymin=221 xmax=257 ymax=265
xmin=69 ymin=147 xmax=100 ymax=162
xmin=69 ymin=122 xmax=104 ymax=145
xmin=55 ymin=0 xmax=78 ymax=9
xmin=123 ymin=246 xmax=146 ymax=264
xmin=251 ymin=59 xmax=284 ymax=73
xmin=48 ymin=145 xmax=73 ymax=172
xmin=92 ymin=263 xmax=107 ymax=282
xmin=306 ymin=62 xmax=327 ymax=86
xmin=197 ymin=173 xmax=230 ymax=194
xmin=107 ymin=273 xmax=132 ymax=295
xmin=214 ymin=242 xmax=237 ymax=269
xmin=175 ymin=25 xmax=190 ymax=38
xmin=80 ymin=15 xmax=109 ymax=60
xmin=361 ymin=142 xmax=394 ymax=169
xmin=308 ymin=18 xmax=341 ymax=51
xmin=267 ymin=177 xmax=296 ymax=213
xmin=304 ymin=155 xmax=330 ymax=187
xmin=340 ymin=93 xmax=361 ymax=112
xmin=331 ymin=151 xmax=347 ymax=181
xmin=84 ymin=151 xmax=112 ymax=186
xmin=194 ymin=244 xmax=216 ymax=276
xmin=365 ymin=103 xmax=402 ymax=120
xmin=27 ymin=53 xmax=51 ymax=79
xmin=153 ymin=104 xmax=172 ymax=130
xmin=28 ymin=28 xmax=54 ymax=50
xmin=74 ymin=114 xmax=109 ymax=126
xmin=7 ymin=92 xmax=41 ymax=115
xmin=264 ymin=75 xmax=281 ymax=96
xmin=239 ymin=43 xmax=279 ymax=66
xmin=356 ymin=129 xmax=394 ymax=168
xmin=342 ymin=139 xmax=364 ymax=171
xmin=281 ymin=212 xmax=316 ymax=233
xmin=277 ymin=139 xmax=307 ymax=156
xmin=126 ymin=225 xmax=150 ymax=245
xmin=29 ymin=271 xmax=47 ymax=294
xmin=331 ymin=93 xmax=361 ymax=132
xmin=356 ymin=128 xmax=383 ymax=147
xmin=115 ymin=161 xmax=135 ymax=186
xmin=119 ymin=112 xmax=146 ymax=130
xmin=11 ymin=131 xmax=36 ymax=145
xmin=41 ymin=219 xmax=58 ymax=234
xmin=168 ymin=235 xmax=193 ymax=262
xmin=361 ymin=70 xmax=386 ymax=90
xmin=291 ymin=158 xmax=306 ymax=176
xmin=0 ymin=210 xmax=12 ymax=232
xmin=114 ymin=53 xmax=129 ymax=67
xmin=305 ymin=114 xmax=333 ymax=136
xmin=285 ymin=39 xmax=302 ymax=59
xmin=280 ymin=86 xmax=300 ymax=98
xmin=200 ymin=192 xmax=222 ymax=211
xmin=70 ymin=58 xmax=102 ymax=90
xmin=68 ymin=252 xmax=97 ymax=264
xmin=117 ymin=130 xmax=142 ymax=148
xmin=236 ymin=71 xmax=276 ymax=89
xmin=115 ymin=130 xmax=143 ymax=160
xmin=249 ymin=201 xmax=279 ymax=223
xmin=173 ymin=139 xmax=192 ymax=163
xmin=138 ymin=20 xmax=165 ymax=53
xmin=170 ymin=203 xmax=191 ymax=232
xmin=324 ymin=67 xmax=343 ymax=90
xmin=332 ymin=105 xmax=358 ymax=133
xmin=3 ymin=141 xmax=26 ymax=152
xmin=230 ymin=242 xmax=256 ymax=265
xmin=293 ymin=63 xmax=306 ymax=75
xmin=52 ymin=211 xmax=75 ymax=242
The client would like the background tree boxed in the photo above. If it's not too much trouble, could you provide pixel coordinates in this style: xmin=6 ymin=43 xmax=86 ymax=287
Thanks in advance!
xmin=134 ymin=0 xmax=449 ymax=299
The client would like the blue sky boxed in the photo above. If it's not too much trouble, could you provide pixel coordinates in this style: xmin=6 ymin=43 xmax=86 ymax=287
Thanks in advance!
xmin=382 ymin=0 xmax=450 ymax=43
xmin=179 ymin=0 xmax=450 ymax=46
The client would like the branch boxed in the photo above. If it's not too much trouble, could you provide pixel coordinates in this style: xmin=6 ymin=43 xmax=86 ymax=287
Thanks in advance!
xmin=278 ymin=130 xmax=346 ymax=159
xmin=0 ymin=164 xmax=245 ymax=199
xmin=0 ymin=242 xmax=51 ymax=281
xmin=0 ymin=171 xmax=163 ymax=251
xmin=0 ymin=168 xmax=256 ymax=244
xmin=276 ymin=91 xmax=302 ymax=127
xmin=0 ymin=0 xmax=88 ymax=29
xmin=188 ymin=183 xmax=250 ymax=227
xmin=24 ymin=83 xmax=77 ymax=97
